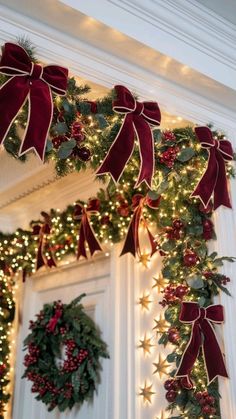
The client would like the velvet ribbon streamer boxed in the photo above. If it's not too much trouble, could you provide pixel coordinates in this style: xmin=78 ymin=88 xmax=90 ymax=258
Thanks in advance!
xmin=191 ymin=126 xmax=233 ymax=210
xmin=176 ymin=302 xmax=228 ymax=387
xmin=120 ymin=194 xmax=160 ymax=257
xmin=96 ymin=85 xmax=161 ymax=188
xmin=47 ymin=309 xmax=62 ymax=332
xmin=74 ymin=201 xmax=103 ymax=260
xmin=33 ymin=212 xmax=57 ymax=271
xmin=0 ymin=42 xmax=68 ymax=160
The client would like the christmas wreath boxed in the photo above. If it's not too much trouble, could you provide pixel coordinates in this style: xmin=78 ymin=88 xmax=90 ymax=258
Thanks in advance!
xmin=22 ymin=294 xmax=109 ymax=412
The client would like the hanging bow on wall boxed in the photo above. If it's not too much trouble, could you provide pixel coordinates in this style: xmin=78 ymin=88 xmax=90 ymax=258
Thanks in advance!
xmin=191 ymin=126 xmax=233 ymax=210
xmin=32 ymin=212 xmax=57 ymax=271
xmin=120 ymin=193 xmax=161 ymax=258
xmin=176 ymin=302 xmax=228 ymax=388
xmin=96 ymin=85 xmax=161 ymax=188
xmin=74 ymin=199 xmax=103 ymax=260
xmin=0 ymin=42 xmax=68 ymax=160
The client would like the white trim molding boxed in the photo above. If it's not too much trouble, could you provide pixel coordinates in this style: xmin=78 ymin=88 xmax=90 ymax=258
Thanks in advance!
xmin=60 ymin=0 xmax=236 ymax=91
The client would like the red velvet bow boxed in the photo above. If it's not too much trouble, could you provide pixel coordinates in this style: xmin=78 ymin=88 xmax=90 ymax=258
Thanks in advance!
xmin=191 ymin=127 xmax=233 ymax=210
xmin=176 ymin=302 xmax=228 ymax=387
xmin=74 ymin=199 xmax=103 ymax=260
xmin=32 ymin=212 xmax=57 ymax=271
xmin=0 ymin=42 xmax=68 ymax=160
xmin=120 ymin=194 xmax=160 ymax=257
xmin=96 ymin=85 xmax=161 ymax=188
xmin=47 ymin=309 xmax=62 ymax=333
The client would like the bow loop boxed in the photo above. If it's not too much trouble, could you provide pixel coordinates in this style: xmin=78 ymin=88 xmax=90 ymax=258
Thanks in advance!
xmin=179 ymin=301 xmax=200 ymax=322
xmin=42 ymin=65 xmax=68 ymax=95
xmin=113 ymin=85 xmax=136 ymax=113
xmin=142 ymin=101 xmax=161 ymax=126
xmin=205 ymin=304 xmax=224 ymax=323
xmin=0 ymin=42 xmax=31 ymax=75
xmin=0 ymin=42 xmax=68 ymax=161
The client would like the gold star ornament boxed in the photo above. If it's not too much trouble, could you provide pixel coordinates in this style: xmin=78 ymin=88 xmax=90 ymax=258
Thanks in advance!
xmin=139 ymin=381 xmax=155 ymax=404
xmin=139 ymin=252 xmax=150 ymax=268
xmin=138 ymin=333 xmax=154 ymax=355
xmin=152 ymin=273 xmax=167 ymax=293
xmin=153 ymin=354 xmax=169 ymax=379
xmin=153 ymin=313 xmax=169 ymax=334
xmin=139 ymin=293 xmax=152 ymax=310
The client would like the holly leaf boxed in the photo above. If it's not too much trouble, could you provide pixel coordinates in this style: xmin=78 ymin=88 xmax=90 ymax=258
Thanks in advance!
xmin=186 ymin=275 xmax=204 ymax=289
xmin=177 ymin=147 xmax=195 ymax=162
xmin=58 ymin=139 xmax=76 ymax=159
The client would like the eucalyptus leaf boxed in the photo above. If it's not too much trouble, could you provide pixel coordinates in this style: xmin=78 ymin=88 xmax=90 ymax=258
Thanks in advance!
xmin=95 ymin=113 xmax=109 ymax=129
xmin=157 ymin=179 xmax=169 ymax=194
xmin=177 ymin=147 xmax=195 ymax=162
xmin=58 ymin=139 xmax=76 ymax=159
xmin=53 ymin=122 xmax=68 ymax=135
xmin=186 ymin=275 xmax=204 ymax=289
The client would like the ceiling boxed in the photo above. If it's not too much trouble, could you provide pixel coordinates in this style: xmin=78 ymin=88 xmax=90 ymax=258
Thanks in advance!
xmin=197 ymin=0 xmax=236 ymax=26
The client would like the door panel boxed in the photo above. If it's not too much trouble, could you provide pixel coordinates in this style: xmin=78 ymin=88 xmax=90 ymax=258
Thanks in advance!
xmin=13 ymin=256 xmax=112 ymax=419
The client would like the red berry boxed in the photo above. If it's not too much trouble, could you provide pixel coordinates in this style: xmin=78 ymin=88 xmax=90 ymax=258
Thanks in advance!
xmin=166 ymin=389 xmax=177 ymax=402
xmin=202 ymin=405 xmax=212 ymax=414
xmin=172 ymin=219 xmax=184 ymax=230
xmin=205 ymin=395 xmax=215 ymax=405
xmin=168 ymin=327 xmax=180 ymax=344
xmin=183 ymin=251 xmax=198 ymax=267
xmin=175 ymin=285 xmax=188 ymax=299
xmin=77 ymin=146 xmax=91 ymax=161
xmin=164 ymin=379 xmax=175 ymax=390
xmin=117 ymin=203 xmax=130 ymax=217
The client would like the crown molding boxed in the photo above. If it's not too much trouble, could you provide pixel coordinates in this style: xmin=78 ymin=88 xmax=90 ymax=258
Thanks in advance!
xmin=61 ymin=0 xmax=236 ymax=91
xmin=0 ymin=3 xmax=235 ymax=138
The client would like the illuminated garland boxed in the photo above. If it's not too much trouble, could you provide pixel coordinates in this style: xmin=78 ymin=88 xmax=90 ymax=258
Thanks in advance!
xmin=0 ymin=39 xmax=235 ymax=418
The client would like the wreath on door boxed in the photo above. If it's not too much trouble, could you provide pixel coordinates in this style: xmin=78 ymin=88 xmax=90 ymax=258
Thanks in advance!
xmin=22 ymin=294 xmax=109 ymax=412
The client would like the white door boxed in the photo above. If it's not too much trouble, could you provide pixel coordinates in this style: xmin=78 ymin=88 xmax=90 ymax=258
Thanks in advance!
xmin=13 ymin=255 xmax=113 ymax=419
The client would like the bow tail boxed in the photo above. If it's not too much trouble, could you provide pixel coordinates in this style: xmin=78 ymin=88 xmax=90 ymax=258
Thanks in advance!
xmin=191 ymin=149 xmax=218 ymax=208
xmin=77 ymin=220 xmax=87 ymax=260
xmin=120 ymin=207 xmax=142 ymax=257
xmin=202 ymin=320 xmax=228 ymax=383
xmin=134 ymin=117 xmax=154 ymax=188
xmin=176 ymin=322 xmax=201 ymax=385
xmin=36 ymin=235 xmax=46 ymax=270
xmin=96 ymin=115 xmax=134 ymax=182
xmin=213 ymin=153 xmax=232 ymax=209
xmin=19 ymin=83 xmax=53 ymax=161
xmin=83 ymin=215 xmax=102 ymax=257
xmin=0 ymin=76 xmax=29 ymax=144
xmin=146 ymin=226 xmax=157 ymax=256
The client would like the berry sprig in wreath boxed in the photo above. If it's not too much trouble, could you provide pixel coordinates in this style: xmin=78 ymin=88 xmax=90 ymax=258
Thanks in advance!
xmin=22 ymin=294 xmax=109 ymax=412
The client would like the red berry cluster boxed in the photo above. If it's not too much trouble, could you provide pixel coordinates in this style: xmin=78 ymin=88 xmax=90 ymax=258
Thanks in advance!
xmin=162 ymin=130 xmax=176 ymax=142
xmin=159 ymin=146 xmax=179 ymax=168
xmin=164 ymin=379 xmax=179 ymax=402
xmin=27 ymin=371 xmax=60 ymax=399
xmin=202 ymin=218 xmax=214 ymax=240
xmin=24 ymin=343 xmax=40 ymax=367
xmin=167 ymin=327 xmax=180 ymax=344
xmin=166 ymin=219 xmax=184 ymax=240
xmin=195 ymin=391 xmax=216 ymax=416
xmin=52 ymin=135 xmax=68 ymax=149
xmin=160 ymin=284 xmax=189 ymax=307
xmin=204 ymin=271 xmax=230 ymax=286
xmin=0 ymin=363 xmax=6 ymax=378
xmin=62 ymin=340 xmax=88 ymax=373
xmin=116 ymin=194 xmax=130 ymax=217
xmin=71 ymin=121 xmax=85 ymax=144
